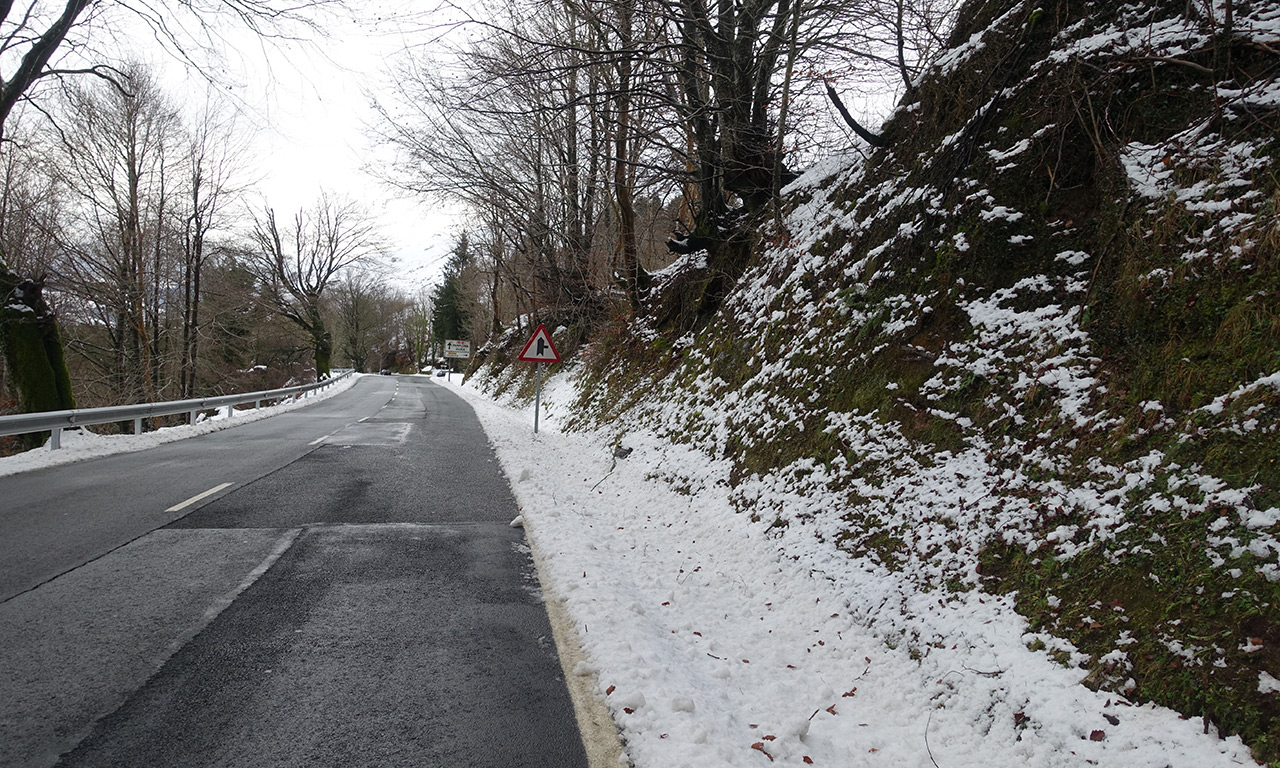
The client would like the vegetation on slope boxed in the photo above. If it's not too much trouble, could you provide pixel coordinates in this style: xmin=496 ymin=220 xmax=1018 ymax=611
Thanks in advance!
xmin=473 ymin=0 xmax=1280 ymax=760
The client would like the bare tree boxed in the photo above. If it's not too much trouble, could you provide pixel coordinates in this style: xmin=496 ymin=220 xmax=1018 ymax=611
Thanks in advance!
xmin=382 ymin=0 xmax=959 ymax=331
xmin=247 ymin=193 xmax=383 ymax=380
xmin=334 ymin=268 xmax=386 ymax=373
xmin=179 ymin=93 xmax=248 ymax=398
xmin=53 ymin=64 xmax=183 ymax=404
xmin=0 ymin=0 xmax=350 ymax=424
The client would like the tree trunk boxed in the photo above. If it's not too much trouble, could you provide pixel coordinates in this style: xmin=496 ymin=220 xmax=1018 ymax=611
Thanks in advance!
xmin=615 ymin=0 xmax=643 ymax=313
xmin=0 ymin=254 xmax=76 ymax=449
xmin=308 ymin=306 xmax=332 ymax=381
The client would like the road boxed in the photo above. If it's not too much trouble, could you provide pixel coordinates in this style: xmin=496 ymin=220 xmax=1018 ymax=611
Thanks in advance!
xmin=0 ymin=375 xmax=590 ymax=768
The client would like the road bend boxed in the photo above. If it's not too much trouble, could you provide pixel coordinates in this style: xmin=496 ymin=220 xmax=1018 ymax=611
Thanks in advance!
xmin=0 ymin=375 xmax=589 ymax=768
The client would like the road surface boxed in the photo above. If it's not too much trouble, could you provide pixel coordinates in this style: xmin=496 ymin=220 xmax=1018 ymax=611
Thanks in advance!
xmin=0 ymin=375 xmax=590 ymax=768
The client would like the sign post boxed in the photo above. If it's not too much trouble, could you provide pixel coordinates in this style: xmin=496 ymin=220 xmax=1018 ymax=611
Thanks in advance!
xmin=518 ymin=325 xmax=561 ymax=433
xmin=444 ymin=339 xmax=471 ymax=382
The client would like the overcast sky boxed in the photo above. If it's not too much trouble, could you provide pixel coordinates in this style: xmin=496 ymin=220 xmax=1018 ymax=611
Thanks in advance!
xmin=134 ymin=1 xmax=463 ymax=292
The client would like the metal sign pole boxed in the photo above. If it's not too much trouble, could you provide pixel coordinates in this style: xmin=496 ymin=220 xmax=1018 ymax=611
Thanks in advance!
xmin=534 ymin=362 xmax=542 ymax=434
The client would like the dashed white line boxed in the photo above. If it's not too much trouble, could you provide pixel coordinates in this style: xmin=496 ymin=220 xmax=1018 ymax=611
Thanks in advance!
xmin=166 ymin=482 xmax=234 ymax=513
xmin=309 ymin=434 xmax=329 ymax=446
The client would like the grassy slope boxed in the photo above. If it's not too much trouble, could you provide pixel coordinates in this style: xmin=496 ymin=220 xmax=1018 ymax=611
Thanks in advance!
xmin=477 ymin=0 xmax=1280 ymax=761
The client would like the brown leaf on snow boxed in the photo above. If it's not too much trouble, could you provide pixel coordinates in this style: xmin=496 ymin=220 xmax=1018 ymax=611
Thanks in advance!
xmin=751 ymin=742 xmax=774 ymax=761
xmin=605 ymin=685 xmax=616 ymax=695
xmin=762 ymin=734 xmax=777 ymax=741
xmin=1090 ymin=730 xmax=1106 ymax=741
xmin=802 ymin=758 xmax=814 ymax=765
xmin=826 ymin=705 xmax=838 ymax=715
xmin=842 ymin=688 xmax=857 ymax=697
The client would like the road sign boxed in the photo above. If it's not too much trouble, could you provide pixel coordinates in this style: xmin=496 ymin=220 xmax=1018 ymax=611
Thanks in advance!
xmin=518 ymin=325 xmax=561 ymax=363
xmin=444 ymin=339 xmax=471 ymax=359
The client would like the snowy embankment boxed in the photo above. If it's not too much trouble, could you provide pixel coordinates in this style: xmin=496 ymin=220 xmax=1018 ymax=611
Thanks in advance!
xmin=439 ymin=373 xmax=1256 ymax=768
xmin=0 ymin=373 xmax=360 ymax=478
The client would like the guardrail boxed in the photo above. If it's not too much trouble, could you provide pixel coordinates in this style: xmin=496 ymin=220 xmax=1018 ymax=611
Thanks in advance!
xmin=0 ymin=371 xmax=354 ymax=450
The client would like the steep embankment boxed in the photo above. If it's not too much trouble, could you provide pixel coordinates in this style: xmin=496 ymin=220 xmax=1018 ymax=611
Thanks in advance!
xmin=479 ymin=0 xmax=1280 ymax=761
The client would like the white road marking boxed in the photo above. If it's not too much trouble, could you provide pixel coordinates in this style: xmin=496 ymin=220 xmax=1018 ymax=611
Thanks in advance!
xmin=309 ymin=435 xmax=329 ymax=446
xmin=166 ymin=482 xmax=234 ymax=513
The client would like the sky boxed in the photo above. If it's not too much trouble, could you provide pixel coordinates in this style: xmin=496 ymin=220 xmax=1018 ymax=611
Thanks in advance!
xmin=114 ymin=0 xmax=465 ymax=292
xmin=240 ymin=6 xmax=462 ymax=289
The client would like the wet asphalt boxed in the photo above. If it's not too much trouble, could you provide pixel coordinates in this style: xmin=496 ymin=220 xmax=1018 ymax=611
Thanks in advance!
xmin=0 ymin=376 xmax=588 ymax=768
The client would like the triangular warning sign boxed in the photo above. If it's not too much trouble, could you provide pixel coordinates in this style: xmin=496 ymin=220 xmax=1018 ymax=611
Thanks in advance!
xmin=518 ymin=324 xmax=561 ymax=363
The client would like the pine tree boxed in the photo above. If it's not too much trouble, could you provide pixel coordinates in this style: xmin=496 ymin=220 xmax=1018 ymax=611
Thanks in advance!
xmin=431 ymin=235 xmax=471 ymax=350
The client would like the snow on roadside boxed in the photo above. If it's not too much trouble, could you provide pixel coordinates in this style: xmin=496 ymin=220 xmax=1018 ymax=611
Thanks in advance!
xmin=0 ymin=374 xmax=361 ymax=478
xmin=439 ymin=373 xmax=1257 ymax=768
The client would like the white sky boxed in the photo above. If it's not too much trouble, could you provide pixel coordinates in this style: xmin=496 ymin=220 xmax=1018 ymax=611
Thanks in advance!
xmin=128 ymin=0 xmax=464 ymax=292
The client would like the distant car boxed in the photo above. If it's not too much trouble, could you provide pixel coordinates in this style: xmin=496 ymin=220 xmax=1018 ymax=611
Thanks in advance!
xmin=380 ymin=369 xmax=391 ymax=375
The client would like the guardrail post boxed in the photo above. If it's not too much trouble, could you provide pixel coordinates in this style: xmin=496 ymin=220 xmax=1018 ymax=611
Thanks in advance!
xmin=189 ymin=410 xmax=198 ymax=425
xmin=50 ymin=427 xmax=62 ymax=450
xmin=133 ymin=417 xmax=143 ymax=435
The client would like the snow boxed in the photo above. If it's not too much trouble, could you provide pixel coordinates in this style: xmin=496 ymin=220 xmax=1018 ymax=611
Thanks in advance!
xmin=0 ymin=374 xmax=360 ymax=478
xmin=434 ymin=374 xmax=1257 ymax=768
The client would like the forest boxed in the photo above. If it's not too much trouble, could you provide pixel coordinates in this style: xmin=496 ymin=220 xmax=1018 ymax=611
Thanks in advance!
xmin=1 ymin=0 xmax=953 ymax=446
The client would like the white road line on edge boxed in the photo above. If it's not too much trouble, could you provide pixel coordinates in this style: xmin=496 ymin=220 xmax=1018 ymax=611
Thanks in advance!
xmin=166 ymin=482 xmax=234 ymax=513
xmin=308 ymin=435 xmax=328 ymax=446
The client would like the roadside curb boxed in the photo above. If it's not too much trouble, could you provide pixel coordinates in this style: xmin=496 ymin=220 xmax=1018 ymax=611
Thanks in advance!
xmin=523 ymin=517 xmax=630 ymax=768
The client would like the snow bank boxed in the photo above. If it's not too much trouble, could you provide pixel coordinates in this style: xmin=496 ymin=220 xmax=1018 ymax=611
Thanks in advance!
xmin=441 ymin=375 xmax=1255 ymax=768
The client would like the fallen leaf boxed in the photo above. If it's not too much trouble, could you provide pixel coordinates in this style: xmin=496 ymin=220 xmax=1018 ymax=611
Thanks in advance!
xmin=751 ymin=743 xmax=774 ymax=762
xmin=826 ymin=705 xmax=838 ymax=715
xmin=1090 ymin=730 xmax=1106 ymax=741
xmin=842 ymin=688 xmax=857 ymax=697
xmin=605 ymin=685 xmax=616 ymax=695
xmin=763 ymin=734 xmax=777 ymax=741
xmin=803 ymin=758 xmax=814 ymax=765
xmin=624 ymin=707 xmax=635 ymax=714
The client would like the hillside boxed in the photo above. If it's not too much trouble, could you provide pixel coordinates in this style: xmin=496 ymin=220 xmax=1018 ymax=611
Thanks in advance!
xmin=471 ymin=0 xmax=1280 ymax=762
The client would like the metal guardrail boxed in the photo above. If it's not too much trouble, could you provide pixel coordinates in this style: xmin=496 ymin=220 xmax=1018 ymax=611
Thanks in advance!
xmin=0 ymin=371 xmax=354 ymax=450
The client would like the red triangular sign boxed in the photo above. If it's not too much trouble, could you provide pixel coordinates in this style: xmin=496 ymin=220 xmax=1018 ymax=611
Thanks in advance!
xmin=518 ymin=324 xmax=561 ymax=363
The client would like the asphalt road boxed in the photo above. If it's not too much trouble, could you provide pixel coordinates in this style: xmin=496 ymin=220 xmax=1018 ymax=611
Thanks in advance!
xmin=0 ymin=375 xmax=589 ymax=768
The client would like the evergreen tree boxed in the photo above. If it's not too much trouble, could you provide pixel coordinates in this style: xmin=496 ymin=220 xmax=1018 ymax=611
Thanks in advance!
xmin=431 ymin=235 xmax=471 ymax=350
